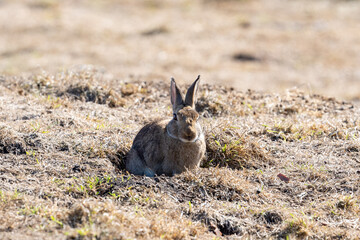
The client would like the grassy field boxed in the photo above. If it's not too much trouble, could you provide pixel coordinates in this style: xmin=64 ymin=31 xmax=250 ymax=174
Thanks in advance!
xmin=1 ymin=69 xmax=359 ymax=239
xmin=1 ymin=0 xmax=360 ymax=239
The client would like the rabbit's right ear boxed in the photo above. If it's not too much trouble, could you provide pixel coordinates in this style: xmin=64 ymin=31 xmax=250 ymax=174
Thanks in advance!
xmin=170 ymin=78 xmax=184 ymax=110
xmin=184 ymin=75 xmax=200 ymax=108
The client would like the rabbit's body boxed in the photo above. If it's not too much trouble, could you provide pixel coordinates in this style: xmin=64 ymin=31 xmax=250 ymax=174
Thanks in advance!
xmin=126 ymin=118 xmax=205 ymax=176
xmin=126 ymin=76 xmax=205 ymax=177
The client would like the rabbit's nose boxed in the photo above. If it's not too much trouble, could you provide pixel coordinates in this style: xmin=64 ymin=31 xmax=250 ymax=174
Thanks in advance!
xmin=185 ymin=128 xmax=193 ymax=135
xmin=184 ymin=129 xmax=195 ymax=140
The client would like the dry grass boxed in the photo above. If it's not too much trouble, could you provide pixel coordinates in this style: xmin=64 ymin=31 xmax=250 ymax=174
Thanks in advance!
xmin=0 ymin=68 xmax=359 ymax=239
xmin=1 ymin=0 xmax=360 ymax=239
xmin=1 ymin=0 xmax=360 ymax=100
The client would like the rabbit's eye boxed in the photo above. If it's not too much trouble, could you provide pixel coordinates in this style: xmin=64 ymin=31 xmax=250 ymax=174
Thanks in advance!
xmin=173 ymin=113 xmax=177 ymax=121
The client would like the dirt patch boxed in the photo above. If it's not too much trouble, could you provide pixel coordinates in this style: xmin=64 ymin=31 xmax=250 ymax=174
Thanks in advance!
xmin=192 ymin=210 xmax=242 ymax=236
xmin=259 ymin=211 xmax=283 ymax=225
xmin=141 ymin=26 xmax=169 ymax=36
xmin=0 ymin=126 xmax=26 ymax=154
xmin=232 ymin=52 xmax=262 ymax=62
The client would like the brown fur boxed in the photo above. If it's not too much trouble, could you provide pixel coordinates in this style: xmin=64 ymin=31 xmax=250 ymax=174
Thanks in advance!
xmin=126 ymin=76 xmax=205 ymax=176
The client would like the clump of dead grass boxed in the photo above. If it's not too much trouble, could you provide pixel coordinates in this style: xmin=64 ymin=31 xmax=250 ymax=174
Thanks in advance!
xmin=196 ymin=95 xmax=227 ymax=116
xmin=336 ymin=196 xmax=358 ymax=211
xmin=333 ymin=195 xmax=359 ymax=212
xmin=196 ymin=87 xmax=259 ymax=117
xmin=280 ymin=215 xmax=312 ymax=239
xmin=204 ymin=123 xmax=271 ymax=170
xmin=64 ymin=83 xmax=126 ymax=107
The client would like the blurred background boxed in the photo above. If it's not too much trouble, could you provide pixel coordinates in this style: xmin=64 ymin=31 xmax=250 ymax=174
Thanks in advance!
xmin=1 ymin=0 xmax=360 ymax=100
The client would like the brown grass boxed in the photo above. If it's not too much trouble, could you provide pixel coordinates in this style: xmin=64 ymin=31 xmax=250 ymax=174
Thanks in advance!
xmin=1 ymin=0 xmax=360 ymax=239
xmin=0 ymin=68 xmax=359 ymax=239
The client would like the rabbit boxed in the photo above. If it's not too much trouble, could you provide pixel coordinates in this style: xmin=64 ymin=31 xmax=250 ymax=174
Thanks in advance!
xmin=126 ymin=75 xmax=206 ymax=177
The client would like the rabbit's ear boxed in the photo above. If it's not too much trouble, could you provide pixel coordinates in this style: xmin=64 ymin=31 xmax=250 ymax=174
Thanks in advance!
xmin=170 ymin=77 xmax=183 ymax=109
xmin=185 ymin=75 xmax=200 ymax=108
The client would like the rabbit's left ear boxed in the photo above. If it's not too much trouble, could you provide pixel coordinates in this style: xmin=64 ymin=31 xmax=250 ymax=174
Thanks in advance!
xmin=170 ymin=77 xmax=184 ymax=110
xmin=185 ymin=75 xmax=200 ymax=108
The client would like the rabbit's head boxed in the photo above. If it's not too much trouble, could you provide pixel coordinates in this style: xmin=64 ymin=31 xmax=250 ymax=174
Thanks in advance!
xmin=168 ymin=76 xmax=202 ymax=143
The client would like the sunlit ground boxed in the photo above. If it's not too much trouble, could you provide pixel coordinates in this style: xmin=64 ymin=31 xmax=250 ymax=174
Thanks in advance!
xmin=1 ymin=0 xmax=360 ymax=100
